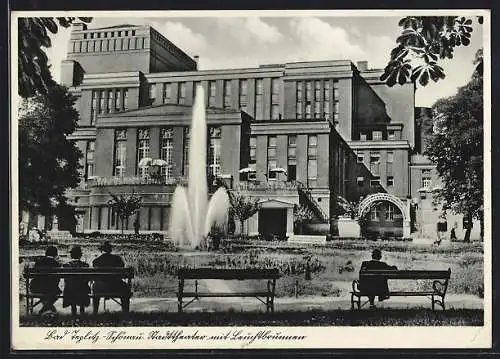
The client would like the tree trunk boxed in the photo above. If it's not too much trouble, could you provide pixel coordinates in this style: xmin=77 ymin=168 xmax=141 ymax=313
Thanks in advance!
xmin=240 ymin=220 xmax=245 ymax=239
xmin=121 ymin=217 xmax=125 ymax=234
xmin=479 ymin=211 xmax=484 ymax=241
xmin=463 ymin=213 xmax=473 ymax=243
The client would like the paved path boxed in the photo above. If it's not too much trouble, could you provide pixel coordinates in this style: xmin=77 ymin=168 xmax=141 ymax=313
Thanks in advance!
xmin=41 ymin=294 xmax=483 ymax=315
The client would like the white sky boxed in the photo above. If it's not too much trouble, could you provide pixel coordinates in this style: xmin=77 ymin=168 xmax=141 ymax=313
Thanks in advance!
xmin=44 ymin=14 xmax=484 ymax=107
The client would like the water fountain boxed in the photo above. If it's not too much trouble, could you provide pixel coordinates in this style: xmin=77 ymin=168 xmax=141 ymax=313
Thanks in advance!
xmin=168 ymin=86 xmax=230 ymax=250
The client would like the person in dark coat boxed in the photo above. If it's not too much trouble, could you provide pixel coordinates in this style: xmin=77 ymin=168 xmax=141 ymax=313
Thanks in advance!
xmin=359 ymin=249 xmax=398 ymax=308
xmin=92 ymin=241 xmax=129 ymax=313
xmin=63 ymin=246 xmax=90 ymax=315
xmin=29 ymin=246 xmax=61 ymax=315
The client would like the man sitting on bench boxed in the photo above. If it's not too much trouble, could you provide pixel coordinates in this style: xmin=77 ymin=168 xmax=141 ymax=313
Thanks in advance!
xmin=30 ymin=246 xmax=61 ymax=315
xmin=92 ymin=241 xmax=129 ymax=313
xmin=360 ymin=249 xmax=398 ymax=309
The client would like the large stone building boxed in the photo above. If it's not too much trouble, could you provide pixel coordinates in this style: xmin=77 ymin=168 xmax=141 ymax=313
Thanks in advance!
xmin=39 ymin=22 xmax=479 ymax=241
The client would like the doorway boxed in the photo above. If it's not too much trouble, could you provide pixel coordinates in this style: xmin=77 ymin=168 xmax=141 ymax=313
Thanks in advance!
xmin=258 ymin=208 xmax=287 ymax=240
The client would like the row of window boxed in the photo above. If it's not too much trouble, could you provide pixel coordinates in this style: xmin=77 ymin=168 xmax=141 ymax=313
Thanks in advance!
xmin=296 ymin=80 xmax=339 ymax=121
xmin=359 ymin=130 xmax=398 ymax=141
xmin=83 ymin=30 xmax=136 ymax=40
xmin=247 ymin=134 xmax=317 ymax=185
xmin=111 ymin=127 xmax=221 ymax=180
xmin=356 ymin=176 xmax=394 ymax=188
xmin=90 ymin=89 xmax=129 ymax=125
xmin=149 ymin=78 xmax=281 ymax=120
xmin=369 ymin=204 xmax=398 ymax=221
xmin=73 ymin=36 xmax=146 ymax=53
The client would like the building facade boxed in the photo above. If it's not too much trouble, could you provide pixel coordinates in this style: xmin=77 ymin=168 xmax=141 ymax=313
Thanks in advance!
xmin=46 ymin=22 xmax=478 ymax=240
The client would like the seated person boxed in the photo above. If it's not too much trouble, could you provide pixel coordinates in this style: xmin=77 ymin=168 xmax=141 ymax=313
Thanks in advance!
xmin=29 ymin=246 xmax=61 ymax=315
xmin=92 ymin=241 xmax=130 ymax=313
xmin=63 ymin=246 xmax=90 ymax=315
xmin=359 ymin=249 xmax=398 ymax=309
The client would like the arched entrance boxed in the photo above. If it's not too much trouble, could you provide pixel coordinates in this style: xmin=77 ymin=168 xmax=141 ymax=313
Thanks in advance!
xmin=358 ymin=193 xmax=411 ymax=238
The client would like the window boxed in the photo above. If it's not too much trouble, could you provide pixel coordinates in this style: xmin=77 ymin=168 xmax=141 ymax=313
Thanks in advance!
xmin=250 ymin=136 xmax=257 ymax=161
xmin=388 ymin=130 xmax=396 ymax=140
xmin=267 ymin=136 xmax=277 ymax=158
xmin=370 ymin=205 xmax=379 ymax=220
xmin=239 ymin=79 xmax=248 ymax=111
xmin=267 ymin=136 xmax=277 ymax=179
xmin=308 ymin=135 xmax=317 ymax=157
xmin=178 ymin=82 xmax=187 ymax=104
xmin=183 ymin=127 xmax=190 ymax=175
xmin=255 ymin=79 xmax=264 ymax=119
xmin=208 ymin=127 xmax=221 ymax=178
xmin=107 ymin=90 xmax=113 ymax=113
xmin=160 ymin=128 xmax=174 ymax=181
xmin=359 ymin=132 xmax=367 ymax=141
xmin=305 ymin=103 xmax=312 ymax=119
xmin=387 ymin=176 xmax=394 ymax=186
xmin=387 ymin=152 xmax=394 ymax=163
xmin=223 ymin=80 xmax=231 ymax=109
xmin=372 ymin=131 xmax=383 ymax=141
xmin=333 ymin=82 xmax=340 ymax=121
xmin=99 ymin=90 xmax=106 ymax=114
xmin=357 ymin=152 xmax=364 ymax=163
xmin=114 ymin=129 xmax=127 ymax=177
xmin=271 ymin=105 xmax=280 ymax=120
xmin=163 ymin=83 xmax=172 ymax=103
xmin=422 ymin=169 xmax=431 ymax=174
xmin=357 ymin=176 xmax=364 ymax=187
xmin=308 ymin=159 xmax=317 ymax=180
xmin=90 ymin=90 xmax=97 ymax=125
xmin=149 ymin=84 xmax=156 ymax=103
xmin=208 ymin=81 xmax=216 ymax=107
xmin=296 ymin=102 xmax=303 ymax=119
xmin=305 ymin=81 xmax=312 ymax=101
xmin=314 ymin=81 xmax=321 ymax=100
xmin=288 ymin=135 xmax=297 ymax=158
xmin=296 ymin=82 xmax=303 ymax=101
xmin=267 ymin=159 xmax=277 ymax=179
xmin=137 ymin=129 xmax=150 ymax=178
xmin=422 ymin=177 xmax=431 ymax=188
xmin=370 ymin=151 xmax=380 ymax=174
xmin=314 ymin=102 xmax=321 ymax=119
xmin=115 ymin=89 xmax=121 ymax=111
xmin=385 ymin=204 xmax=394 ymax=221
xmin=86 ymin=141 xmax=95 ymax=179
xmin=323 ymin=102 xmax=330 ymax=121
xmin=324 ymin=81 xmax=330 ymax=101
xmin=370 ymin=177 xmax=381 ymax=187
xmin=287 ymin=160 xmax=297 ymax=181
xmin=123 ymin=89 xmax=129 ymax=110
xmin=248 ymin=162 xmax=257 ymax=181
xmin=271 ymin=78 xmax=279 ymax=104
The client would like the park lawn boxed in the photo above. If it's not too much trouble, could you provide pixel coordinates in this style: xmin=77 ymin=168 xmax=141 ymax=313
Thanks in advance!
xmin=19 ymin=308 xmax=484 ymax=327
xmin=18 ymin=239 xmax=484 ymax=298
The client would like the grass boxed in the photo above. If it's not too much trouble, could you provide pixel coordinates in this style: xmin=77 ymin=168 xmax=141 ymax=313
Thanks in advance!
xmin=19 ymin=238 xmax=484 ymax=298
xmin=19 ymin=308 xmax=484 ymax=327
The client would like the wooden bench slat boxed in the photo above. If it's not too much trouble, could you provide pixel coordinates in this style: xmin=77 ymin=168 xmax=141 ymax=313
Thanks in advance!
xmin=359 ymin=269 xmax=450 ymax=280
xmin=178 ymin=268 xmax=280 ymax=280
xmin=180 ymin=292 xmax=270 ymax=297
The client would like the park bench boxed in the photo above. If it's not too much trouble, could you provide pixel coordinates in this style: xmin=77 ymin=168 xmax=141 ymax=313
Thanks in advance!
xmin=177 ymin=268 xmax=280 ymax=313
xmin=23 ymin=267 xmax=134 ymax=315
xmin=351 ymin=268 xmax=451 ymax=310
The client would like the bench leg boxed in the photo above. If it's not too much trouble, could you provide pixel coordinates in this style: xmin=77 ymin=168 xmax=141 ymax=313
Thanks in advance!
xmin=431 ymin=295 xmax=435 ymax=311
xmin=93 ymin=297 xmax=100 ymax=314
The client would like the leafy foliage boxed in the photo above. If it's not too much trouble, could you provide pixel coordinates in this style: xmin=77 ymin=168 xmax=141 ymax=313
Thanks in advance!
xmin=19 ymin=84 xmax=82 ymax=216
xmin=424 ymin=51 xmax=483 ymax=241
xmin=381 ymin=16 xmax=482 ymax=87
xmin=108 ymin=191 xmax=143 ymax=234
xmin=18 ymin=17 xmax=92 ymax=98
xmin=228 ymin=192 xmax=261 ymax=236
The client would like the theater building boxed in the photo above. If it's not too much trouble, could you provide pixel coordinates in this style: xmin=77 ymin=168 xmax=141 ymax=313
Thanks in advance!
xmin=46 ymin=22 xmax=478 ymax=240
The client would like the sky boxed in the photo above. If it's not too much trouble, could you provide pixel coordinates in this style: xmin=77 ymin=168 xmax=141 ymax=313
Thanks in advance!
xmin=44 ymin=13 xmax=484 ymax=107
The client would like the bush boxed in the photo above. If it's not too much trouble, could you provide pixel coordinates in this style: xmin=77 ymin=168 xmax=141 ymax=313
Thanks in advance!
xmin=83 ymin=233 xmax=165 ymax=242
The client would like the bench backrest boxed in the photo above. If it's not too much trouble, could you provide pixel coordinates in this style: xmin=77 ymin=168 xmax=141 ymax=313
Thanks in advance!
xmin=359 ymin=268 xmax=451 ymax=280
xmin=24 ymin=267 xmax=135 ymax=279
xmin=178 ymin=268 xmax=280 ymax=280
